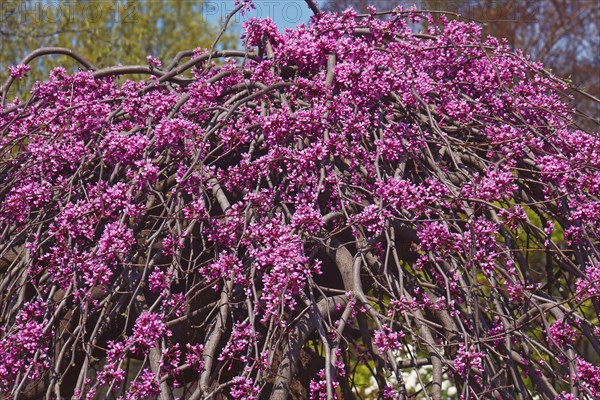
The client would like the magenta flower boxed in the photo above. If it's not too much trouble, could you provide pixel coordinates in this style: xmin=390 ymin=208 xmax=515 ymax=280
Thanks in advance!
xmin=8 ymin=64 xmax=31 ymax=79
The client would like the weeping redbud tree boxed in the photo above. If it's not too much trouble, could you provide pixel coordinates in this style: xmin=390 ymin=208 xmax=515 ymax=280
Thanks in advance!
xmin=1 ymin=2 xmax=599 ymax=399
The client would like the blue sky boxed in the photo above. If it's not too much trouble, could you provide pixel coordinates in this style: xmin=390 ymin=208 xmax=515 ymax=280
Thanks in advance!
xmin=203 ymin=0 xmax=316 ymax=32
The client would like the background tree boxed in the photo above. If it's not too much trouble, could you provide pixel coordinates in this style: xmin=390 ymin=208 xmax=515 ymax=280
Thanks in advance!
xmin=0 ymin=0 xmax=238 ymax=98
xmin=1 ymin=2 xmax=599 ymax=400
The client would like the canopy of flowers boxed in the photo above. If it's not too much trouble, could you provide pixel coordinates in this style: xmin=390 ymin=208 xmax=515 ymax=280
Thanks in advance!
xmin=1 ymin=3 xmax=598 ymax=399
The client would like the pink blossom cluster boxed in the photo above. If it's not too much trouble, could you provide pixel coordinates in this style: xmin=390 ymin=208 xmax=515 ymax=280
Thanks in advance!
xmin=452 ymin=344 xmax=486 ymax=384
xmin=310 ymin=368 xmax=341 ymax=400
xmin=97 ymin=312 xmax=172 ymax=394
xmin=230 ymin=375 xmax=260 ymax=400
xmin=244 ymin=218 xmax=321 ymax=322
xmin=131 ymin=311 xmax=171 ymax=351
xmin=8 ymin=63 xmax=31 ymax=79
xmin=146 ymin=55 xmax=162 ymax=69
xmin=126 ymin=369 xmax=160 ymax=399
xmin=575 ymin=263 xmax=600 ymax=301
xmin=546 ymin=320 xmax=577 ymax=348
xmin=576 ymin=357 xmax=600 ymax=398
xmin=185 ymin=343 xmax=205 ymax=373
xmin=0 ymin=301 xmax=52 ymax=393
xmin=219 ymin=321 xmax=257 ymax=364
xmin=373 ymin=325 xmax=405 ymax=354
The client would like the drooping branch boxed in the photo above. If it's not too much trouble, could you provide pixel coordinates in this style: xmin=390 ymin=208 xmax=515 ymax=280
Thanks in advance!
xmin=270 ymin=295 xmax=347 ymax=400
xmin=304 ymin=0 xmax=320 ymax=16
xmin=1 ymin=47 xmax=97 ymax=104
